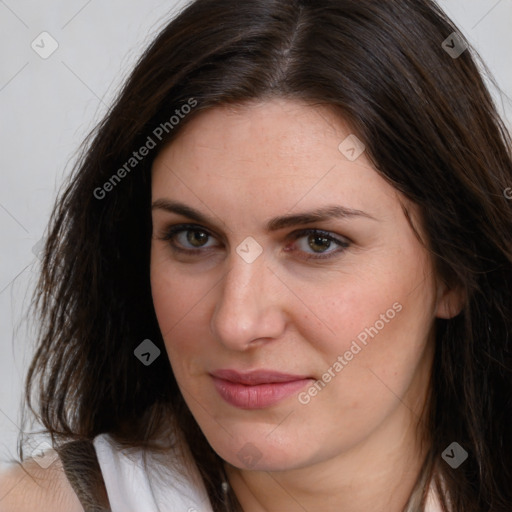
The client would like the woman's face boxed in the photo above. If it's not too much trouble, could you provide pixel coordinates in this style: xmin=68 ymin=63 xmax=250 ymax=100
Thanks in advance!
xmin=150 ymin=99 xmax=455 ymax=472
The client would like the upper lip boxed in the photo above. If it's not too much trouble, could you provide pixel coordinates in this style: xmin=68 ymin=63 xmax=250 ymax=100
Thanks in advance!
xmin=210 ymin=369 xmax=312 ymax=385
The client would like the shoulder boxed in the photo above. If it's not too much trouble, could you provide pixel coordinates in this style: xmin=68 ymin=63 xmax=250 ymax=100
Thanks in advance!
xmin=0 ymin=457 xmax=83 ymax=512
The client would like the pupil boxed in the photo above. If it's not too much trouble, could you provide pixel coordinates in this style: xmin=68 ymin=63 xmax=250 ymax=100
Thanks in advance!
xmin=188 ymin=230 xmax=208 ymax=247
xmin=309 ymin=235 xmax=331 ymax=253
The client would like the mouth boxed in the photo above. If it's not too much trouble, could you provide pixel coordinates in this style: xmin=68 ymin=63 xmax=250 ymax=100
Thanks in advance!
xmin=209 ymin=369 xmax=315 ymax=409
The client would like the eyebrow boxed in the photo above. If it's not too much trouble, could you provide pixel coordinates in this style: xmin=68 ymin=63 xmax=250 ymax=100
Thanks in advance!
xmin=151 ymin=199 xmax=377 ymax=231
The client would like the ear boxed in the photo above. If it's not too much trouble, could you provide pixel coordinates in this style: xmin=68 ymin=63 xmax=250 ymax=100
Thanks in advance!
xmin=435 ymin=281 xmax=465 ymax=319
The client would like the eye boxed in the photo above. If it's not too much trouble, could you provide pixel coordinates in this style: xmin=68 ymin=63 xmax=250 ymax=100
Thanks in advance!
xmin=158 ymin=224 xmax=220 ymax=253
xmin=286 ymin=229 xmax=350 ymax=260
xmin=157 ymin=224 xmax=350 ymax=261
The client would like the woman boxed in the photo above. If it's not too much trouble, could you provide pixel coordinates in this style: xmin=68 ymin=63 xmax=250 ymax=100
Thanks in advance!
xmin=1 ymin=0 xmax=511 ymax=510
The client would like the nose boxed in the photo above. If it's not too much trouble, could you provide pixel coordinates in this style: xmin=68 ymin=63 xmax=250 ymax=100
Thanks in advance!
xmin=210 ymin=252 xmax=287 ymax=351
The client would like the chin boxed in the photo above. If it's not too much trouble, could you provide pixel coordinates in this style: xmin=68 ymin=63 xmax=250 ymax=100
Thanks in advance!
xmin=209 ymin=433 xmax=309 ymax=472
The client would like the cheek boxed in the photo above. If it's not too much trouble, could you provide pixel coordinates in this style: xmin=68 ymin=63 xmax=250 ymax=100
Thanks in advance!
xmin=150 ymin=247 xmax=198 ymax=333
xmin=296 ymin=266 xmax=432 ymax=356
xmin=150 ymin=262 xmax=179 ymax=337
xmin=150 ymin=256 xmax=213 ymax=366
xmin=296 ymin=257 xmax=437 ymax=406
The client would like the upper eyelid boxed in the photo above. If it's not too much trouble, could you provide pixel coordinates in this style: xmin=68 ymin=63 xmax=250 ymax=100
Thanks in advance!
xmin=159 ymin=223 xmax=350 ymax=246
xmin=160 ymin=223 xmax=223 ymax=243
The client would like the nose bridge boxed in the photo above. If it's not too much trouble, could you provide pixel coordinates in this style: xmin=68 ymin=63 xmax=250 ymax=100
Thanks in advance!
xmin=210 ymin=251 xmax=285 ymax=349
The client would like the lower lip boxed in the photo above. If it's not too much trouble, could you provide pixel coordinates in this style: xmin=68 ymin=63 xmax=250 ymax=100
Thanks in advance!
xmin=211 ymin=376 xmax=314 ymax=409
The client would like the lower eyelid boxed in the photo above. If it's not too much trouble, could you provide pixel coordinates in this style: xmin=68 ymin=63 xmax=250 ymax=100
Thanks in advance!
xmin=289 ymin=239 xmax=348 ymax=257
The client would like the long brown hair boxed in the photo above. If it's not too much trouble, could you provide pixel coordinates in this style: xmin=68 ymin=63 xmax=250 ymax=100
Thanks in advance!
xmin=23 ymin=0 xmax=512 ymax=510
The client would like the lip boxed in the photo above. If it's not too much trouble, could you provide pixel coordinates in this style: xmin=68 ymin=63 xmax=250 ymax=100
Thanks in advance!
xmin=210 ymin=369 xmax=315 ymax=409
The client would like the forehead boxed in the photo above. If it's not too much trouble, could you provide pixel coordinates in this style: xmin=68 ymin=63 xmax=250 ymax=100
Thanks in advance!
xmin=154 ymin=99 xmax=353 ymax=173
xmin=150 ymin=98 xmax=407 ymax=225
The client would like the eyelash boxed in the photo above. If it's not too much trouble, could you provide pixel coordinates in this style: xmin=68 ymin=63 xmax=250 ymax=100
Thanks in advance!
xmin=157 ymin=223 xmax=351 ymax=261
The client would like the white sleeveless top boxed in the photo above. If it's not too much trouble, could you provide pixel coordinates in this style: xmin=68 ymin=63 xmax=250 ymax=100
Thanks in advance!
xmin=93 ymin=434 xmax=444 ymax=512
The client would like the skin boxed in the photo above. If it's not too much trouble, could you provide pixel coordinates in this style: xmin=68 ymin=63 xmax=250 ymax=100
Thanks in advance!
xmin=150 ymin=99 xmax=461 ymax=512
xmin=0 ymin=459 xmax=83 ymax=512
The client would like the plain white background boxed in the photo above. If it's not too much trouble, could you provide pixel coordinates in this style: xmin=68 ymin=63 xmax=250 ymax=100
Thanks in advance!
xmin=1 ymin=0 xmax=511 ymax=462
